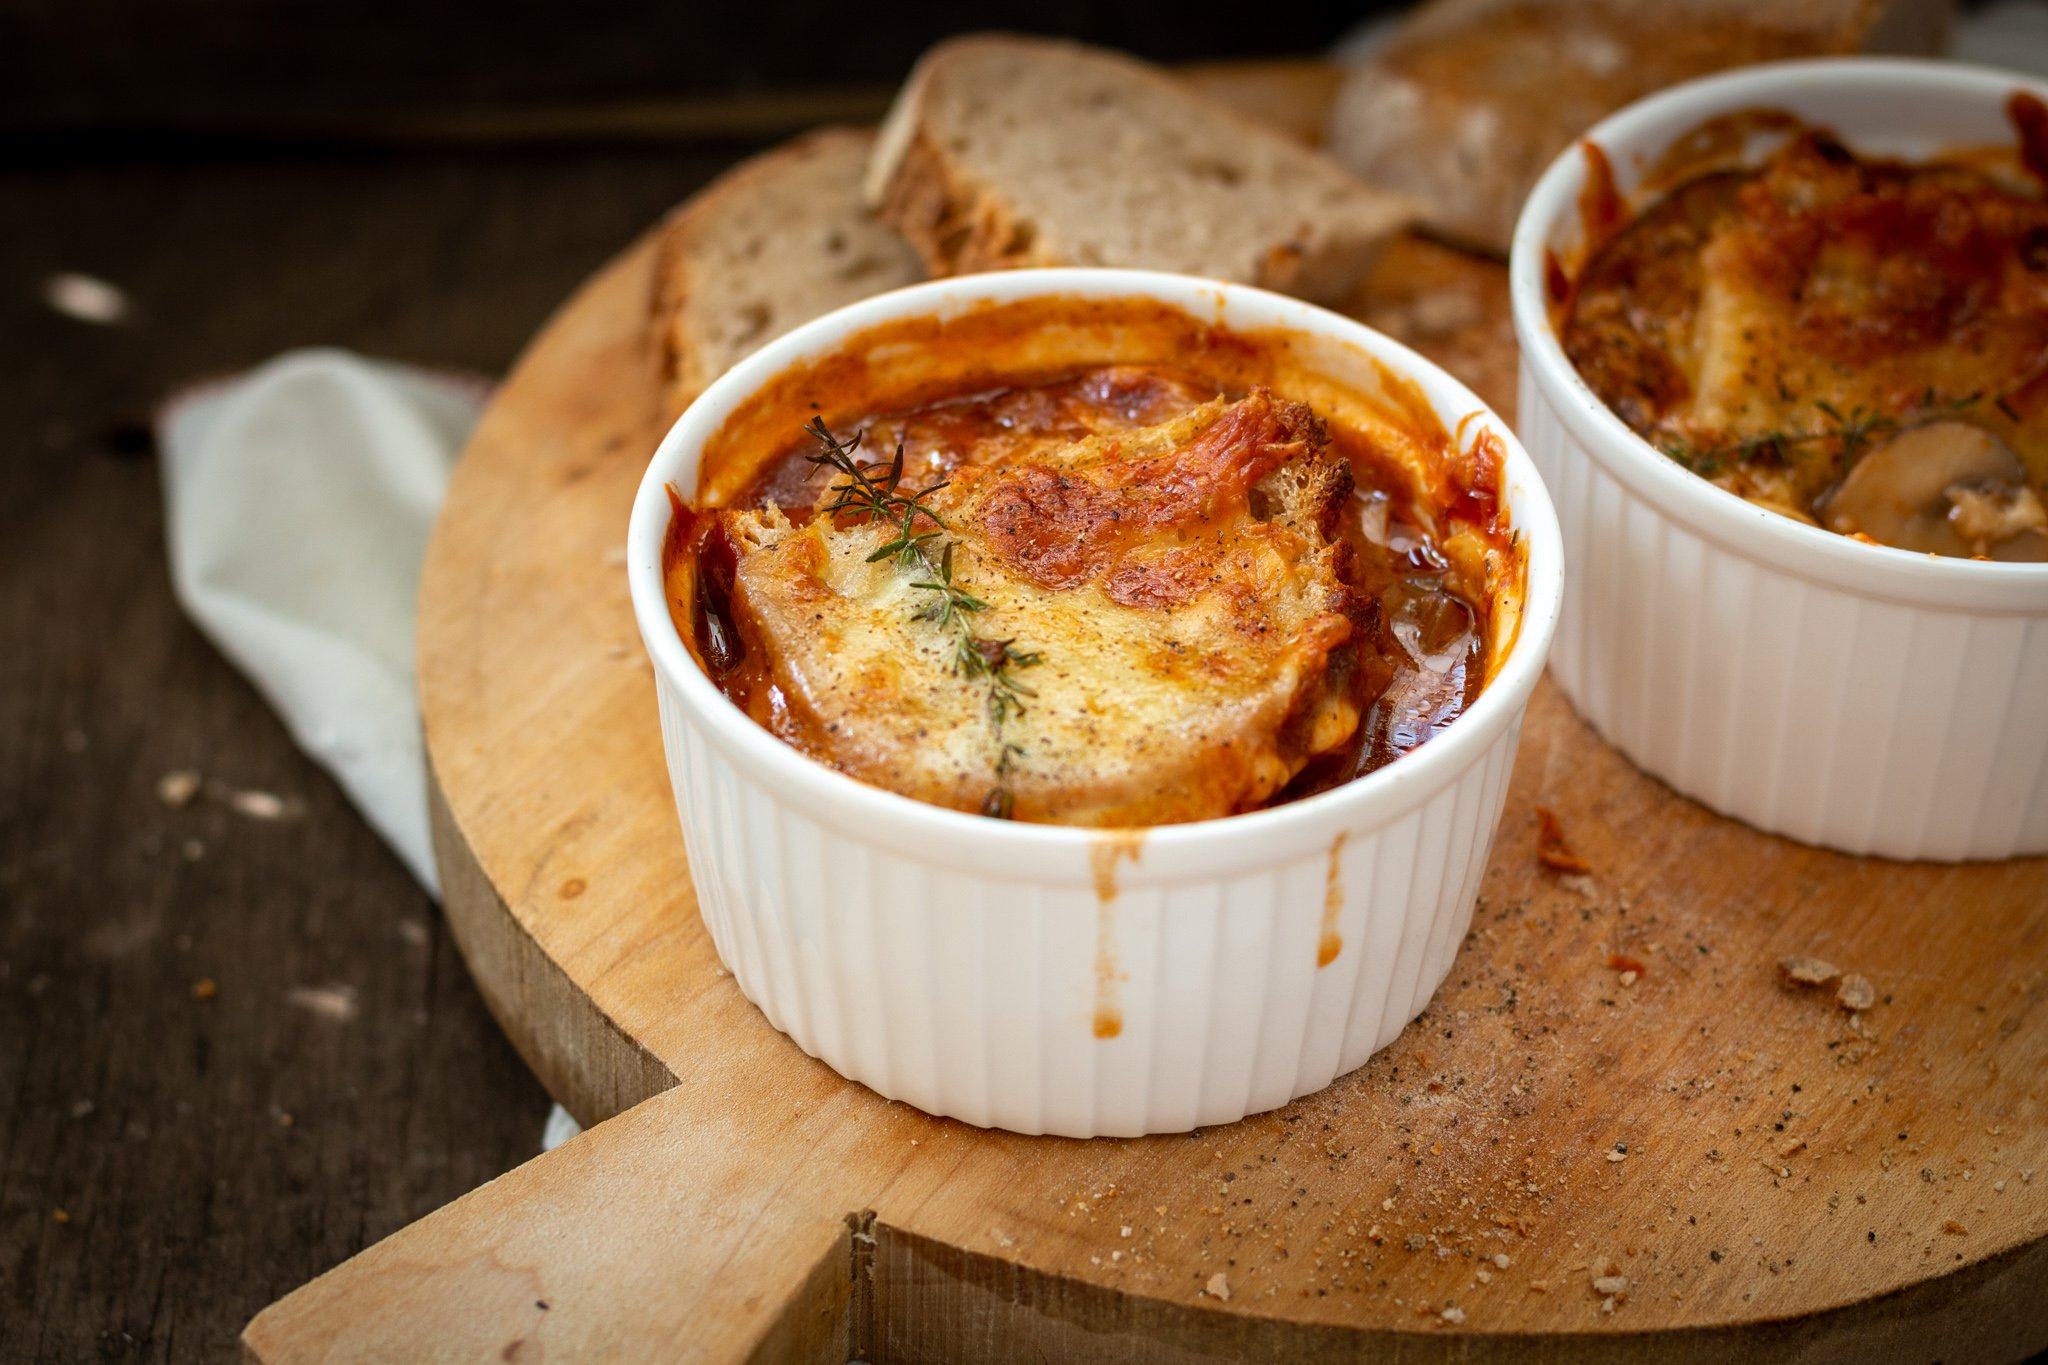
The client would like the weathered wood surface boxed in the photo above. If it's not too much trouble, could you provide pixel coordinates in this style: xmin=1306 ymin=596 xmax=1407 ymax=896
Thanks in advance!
xmin=246 ymin=230 xmax=2048 ymax=1361
xmin=0 ymin=142 xmax=752 ymax=1362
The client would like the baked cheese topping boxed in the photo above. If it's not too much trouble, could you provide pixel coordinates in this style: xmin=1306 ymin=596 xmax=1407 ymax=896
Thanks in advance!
xmin=1561 ymin=111 xmax=2048 ymax=561
xmin=670 ymin=362 xmax=1495 ymax=826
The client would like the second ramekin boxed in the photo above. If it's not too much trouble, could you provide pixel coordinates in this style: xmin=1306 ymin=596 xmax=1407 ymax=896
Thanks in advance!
xmin=630 ymin=269 xmax=1562 ymax=1138
xmin=1511 ymin=59 xmax=2048 ymax=862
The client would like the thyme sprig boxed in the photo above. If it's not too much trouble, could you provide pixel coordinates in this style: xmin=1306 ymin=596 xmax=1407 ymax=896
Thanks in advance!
xmin=1657 ymin=390 xmax=1985 ymax=476
xmin=802 ymin=418 xmax=1042 ymax=816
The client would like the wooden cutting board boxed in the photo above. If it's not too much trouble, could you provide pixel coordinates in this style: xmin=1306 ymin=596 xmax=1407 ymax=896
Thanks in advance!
xmin=243 ymin=231 xmax=2048 ymax=1362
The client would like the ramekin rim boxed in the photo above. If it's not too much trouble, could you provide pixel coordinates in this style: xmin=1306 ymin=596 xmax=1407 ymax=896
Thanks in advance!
xmin=1508 ymin=55 xmax=2048 ymax=607
xmin=628 ymin=267 xmax=1562 ymax=859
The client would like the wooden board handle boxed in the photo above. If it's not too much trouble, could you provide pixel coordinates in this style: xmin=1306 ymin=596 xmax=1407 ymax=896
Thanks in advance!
xmin=242 ymin=1085 xmax=855 ymax=1361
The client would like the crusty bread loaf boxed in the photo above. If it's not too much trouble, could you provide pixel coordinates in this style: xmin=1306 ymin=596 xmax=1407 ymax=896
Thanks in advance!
xmin=866 ymin=35 xmax=1416 ymax=305
xmin=1345 ymin=232 xmax=1517 ymax=422
xmin=1326 ymin=0 xmax=1955 ymax=255
xmin=651 ymin=128 xmax=923 ymax=417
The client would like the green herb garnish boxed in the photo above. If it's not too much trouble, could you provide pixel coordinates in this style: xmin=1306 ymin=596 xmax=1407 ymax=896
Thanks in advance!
xmin=802 ymin=418 xmax=1042 ymax=817
xmin=1656 ymin=391 xmax=1988 ymax=476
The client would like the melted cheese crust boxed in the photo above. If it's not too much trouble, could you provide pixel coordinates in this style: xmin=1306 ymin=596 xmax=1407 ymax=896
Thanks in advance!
xmin=1564 ymin=133 xmax=2048 ymax=515
xmin=722 ymin=392 xmax=1361 ymax=825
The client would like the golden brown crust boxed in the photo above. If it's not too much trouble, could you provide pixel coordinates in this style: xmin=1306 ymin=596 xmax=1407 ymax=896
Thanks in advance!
xmin=649 ymin=128 xmax=921 ymax=420
xmin=715 ymin=390 xmax=1364 ymax=826
xmin=866 ymin=35 xmax=1413 ymax=302
xmin=872 ymin=128 xmax=1064 ymax=279
xmin=1561 ymin=130 xmax=2048 ymax=548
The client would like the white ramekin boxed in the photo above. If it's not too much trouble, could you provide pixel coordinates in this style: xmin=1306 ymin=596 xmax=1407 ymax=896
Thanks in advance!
xmin=629 ymin=269 xmax=1561 ymax=1138
xmin=1512 ymin=59 xmax=2048 ymax=862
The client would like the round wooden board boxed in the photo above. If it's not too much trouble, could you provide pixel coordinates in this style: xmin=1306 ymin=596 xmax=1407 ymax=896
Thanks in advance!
xmin=247 ymin=234 xmax=2048 ymax=1363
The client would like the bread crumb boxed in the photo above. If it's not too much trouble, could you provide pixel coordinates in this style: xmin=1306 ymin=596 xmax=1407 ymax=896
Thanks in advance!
xmin=1440 ymin=1305 xmax=1466 ymax=1324
xmin=51 ymin=1207 xmax=71 ymax=1224
xmin=228 ymin=788 xmax=290 ymax=821
xmin=1942 ymin=1220 xmax=1967 ymax=1235
xmin=1592 ymin=1274 xmax=1628 ymax=1296
xmin=285 ymin=983 xmax=358 ymax=1023
xmin=156 ymin=770 xmax=200 ymax=808
xmin=1205 ymin=1271 xmax=1231 ymax=1301
xmin=1777 ymin=1137 xmax=1806 ymax=1158
xmin=1535 ymin=807 xmax=1591 ymax=873
xmin=190 ymin=978 xmax=218 ymax=1002
xmin=1780 ymin=956 xmax=1840 ymax=986
xmin=1493 ymin=1253 xmax=1511 ymax=1270
xmin=44 ymin=272 xmax=129 ymax=324
xmin=1836 ymin=974 xmax=1877 ymax=1012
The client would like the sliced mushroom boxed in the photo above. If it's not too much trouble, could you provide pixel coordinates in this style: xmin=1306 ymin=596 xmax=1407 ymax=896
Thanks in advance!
xmin=1817 ymin=421 xmax=2048 ymax=558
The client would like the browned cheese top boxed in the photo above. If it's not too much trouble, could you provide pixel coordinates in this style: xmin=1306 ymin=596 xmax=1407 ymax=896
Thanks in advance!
xmin=665 ymin=296 xmax=1519 ymax=825
xmin=1558 ymin=96 xmax=2048 ymax=560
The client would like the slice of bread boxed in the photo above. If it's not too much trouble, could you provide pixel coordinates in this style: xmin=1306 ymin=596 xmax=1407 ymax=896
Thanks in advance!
xmin=866 ymin=35 xmax=1416 ymax=305
xmin=651 ymin=128 xmax=923 ymax=417
xmin=1345 ymin=232 xmax=1517 ymax=422
xmin=1326 ymin=0 xmax=1955 ymax=255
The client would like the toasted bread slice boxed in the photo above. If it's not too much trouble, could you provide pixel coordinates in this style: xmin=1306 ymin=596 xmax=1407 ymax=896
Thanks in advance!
xmin=1326 ymin=0 xmax=1954 ymax=255
xmin=651 ymin=128 xmax=923 ymax=417
xmin=721 ymin=391 xmax=1360 ymax=825
xmin=866 ymin=35 xmax=1415 ymax=304
xmin=1345 ymin=232 xmax=1517 ymax=422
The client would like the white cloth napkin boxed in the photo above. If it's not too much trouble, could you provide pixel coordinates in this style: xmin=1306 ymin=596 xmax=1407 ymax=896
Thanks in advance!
xmin=160 ymin=349 xmax=485 ymax=891
xmin=157 ymin=349 xmax=593 ymax=1149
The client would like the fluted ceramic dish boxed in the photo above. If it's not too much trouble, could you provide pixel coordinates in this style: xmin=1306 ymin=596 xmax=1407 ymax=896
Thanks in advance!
xmin=629 ymin=269 xmax=1562 ymax=1137
xmin=1512 ymin=59 xmax=2048 ymax=861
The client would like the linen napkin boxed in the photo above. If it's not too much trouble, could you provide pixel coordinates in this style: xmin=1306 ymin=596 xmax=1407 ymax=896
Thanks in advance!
xmin=154 ymin=351 xmax=595 ymax=1145
xmin=159 ymin=349 xmax=486 ymax=891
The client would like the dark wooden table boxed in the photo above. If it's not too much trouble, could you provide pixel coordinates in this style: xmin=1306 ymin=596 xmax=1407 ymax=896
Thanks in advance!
xmin=0 ymin=138 xmax=754 ymax=1361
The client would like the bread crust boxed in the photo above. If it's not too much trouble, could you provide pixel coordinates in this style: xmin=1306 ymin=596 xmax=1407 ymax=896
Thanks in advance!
xmin=650 ymin=127 xmax=921 ymax=419
xmin=867 ymin=34 xmax=1414 ymax=303
xmin=872 ymin=128 xmax=1063 ymax=278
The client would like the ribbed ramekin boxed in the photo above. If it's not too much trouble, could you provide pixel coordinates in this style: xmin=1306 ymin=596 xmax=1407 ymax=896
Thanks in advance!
xmin=1511 ymin=59 xmax=2048 ymax=862
xmin=629 ymin=269 xmax=1562 ymax=1137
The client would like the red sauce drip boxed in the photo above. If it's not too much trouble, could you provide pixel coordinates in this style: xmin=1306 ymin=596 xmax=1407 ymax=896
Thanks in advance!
xmin=2011 ymin=90 xmax=2048 ymax=188
xmin=1443 ymin=423 xmax=1505 ymax=529
xmin=1544 ymin=248 xmax=1573 ymax=310
xmin=1577 ymin=141 xmax=1630 ymax=259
